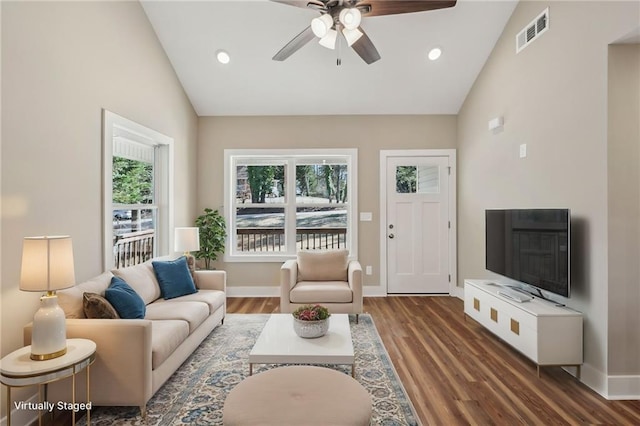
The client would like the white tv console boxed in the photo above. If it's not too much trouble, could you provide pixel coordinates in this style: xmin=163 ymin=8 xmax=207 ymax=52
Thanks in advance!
xmin=464 ymin=279 xmax=583 ymax=377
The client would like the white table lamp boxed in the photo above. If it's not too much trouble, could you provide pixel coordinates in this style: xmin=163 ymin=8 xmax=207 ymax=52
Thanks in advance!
xmin=175 ymin=227 xmax=200 ymax=270
xmin=20 ymin=236 xmax=75 ymax=360
xmin=175 ymin=227 xmax=200 ymax=255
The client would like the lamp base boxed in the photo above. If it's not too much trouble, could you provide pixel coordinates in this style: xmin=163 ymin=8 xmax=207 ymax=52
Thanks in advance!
xmin=30 ymin=293 xmax=67 ymax=361
xmin=30 ymin=347 xmax=67 ymax=361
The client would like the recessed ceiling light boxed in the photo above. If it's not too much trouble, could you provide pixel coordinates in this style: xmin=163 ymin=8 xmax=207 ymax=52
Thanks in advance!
xmin=216 ymin=50 xmax=230 ymax=64
xmin=428 ymin=47 xmax=442 ymax=61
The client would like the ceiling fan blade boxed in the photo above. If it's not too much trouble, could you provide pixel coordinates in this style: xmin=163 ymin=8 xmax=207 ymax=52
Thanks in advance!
xmin=351 ymin=28 xmax=381 ymax=64
xmin=270 ymin=0 xmax=326 ymax=10
xmin=273 ymin=26 xmax=316 ymax=61
xmin=358 ymin=0 xmax=456 ymax=17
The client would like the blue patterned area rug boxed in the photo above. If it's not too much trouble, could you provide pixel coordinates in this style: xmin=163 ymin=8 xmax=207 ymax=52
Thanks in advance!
xmin=83 ymin=314 xmax=420 ymax=425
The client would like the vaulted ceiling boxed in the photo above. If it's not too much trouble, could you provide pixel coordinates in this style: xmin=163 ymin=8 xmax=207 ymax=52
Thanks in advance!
xmin=141 ymin=0 xmax=518 ymax=116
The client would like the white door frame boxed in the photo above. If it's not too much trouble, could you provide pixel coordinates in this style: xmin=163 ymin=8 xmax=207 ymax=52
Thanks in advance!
xmin=379 ymin=149 xmax=459 ymax=296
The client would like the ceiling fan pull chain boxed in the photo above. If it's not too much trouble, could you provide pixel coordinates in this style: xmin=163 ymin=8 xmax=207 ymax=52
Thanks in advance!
xmin=337 ymin=29 xmax=342 ymax=66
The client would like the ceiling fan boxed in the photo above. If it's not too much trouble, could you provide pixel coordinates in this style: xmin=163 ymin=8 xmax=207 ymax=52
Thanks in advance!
xmin=271 ymin=0 xmax=457 ymax=65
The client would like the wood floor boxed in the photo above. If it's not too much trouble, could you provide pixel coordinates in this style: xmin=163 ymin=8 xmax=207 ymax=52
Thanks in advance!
xmin=43 ymin=296 xmax=640 ymax=425
xmin=228 ymin=296 xmax=640 ymax=426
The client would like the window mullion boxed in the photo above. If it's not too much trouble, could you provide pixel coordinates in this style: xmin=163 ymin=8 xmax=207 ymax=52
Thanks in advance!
xmin=286 ymin=160 xmax=297 ymax=254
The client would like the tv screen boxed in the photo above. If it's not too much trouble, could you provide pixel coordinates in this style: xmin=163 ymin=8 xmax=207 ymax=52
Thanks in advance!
xmin=485 ymin=209 xmax=570 ymax=298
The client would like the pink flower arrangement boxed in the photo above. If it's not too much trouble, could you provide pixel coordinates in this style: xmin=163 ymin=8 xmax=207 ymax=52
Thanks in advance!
xmin=292 ymin=304 xmax=330 ymax=321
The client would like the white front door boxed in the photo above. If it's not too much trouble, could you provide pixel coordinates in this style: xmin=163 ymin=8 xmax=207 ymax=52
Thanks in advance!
xmin=386 ymin=155 xmax=450 ymax=294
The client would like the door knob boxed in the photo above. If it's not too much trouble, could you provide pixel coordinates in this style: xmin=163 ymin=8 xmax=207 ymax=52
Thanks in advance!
xmin=388 ymin=233 xmax=395 ymax=239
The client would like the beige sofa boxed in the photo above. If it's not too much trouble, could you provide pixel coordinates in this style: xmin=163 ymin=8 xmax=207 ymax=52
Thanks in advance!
xmin=24 ymin=256 xmax=226 ymax=417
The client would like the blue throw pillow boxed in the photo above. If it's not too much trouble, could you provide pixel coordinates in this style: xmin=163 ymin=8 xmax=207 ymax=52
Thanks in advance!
xmin=105 ymin=276 xmax=146 ymax=319
xmin=152 ymin=256 xmax=198 ymax=300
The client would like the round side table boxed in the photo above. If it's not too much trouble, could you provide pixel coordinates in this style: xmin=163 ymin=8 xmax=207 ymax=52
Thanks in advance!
xmin=0 ymin=338 xmax=96 ymax=426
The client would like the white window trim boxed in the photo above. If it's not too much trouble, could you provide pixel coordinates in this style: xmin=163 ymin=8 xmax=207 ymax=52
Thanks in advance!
xmin=224 ymin=148 xmax=358 ymax=262
xmin=102 ymin=110 xmax=174 ymax=270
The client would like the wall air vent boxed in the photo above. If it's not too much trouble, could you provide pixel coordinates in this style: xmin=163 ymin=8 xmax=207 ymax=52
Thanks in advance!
xmin=516 ymin=8 xmax=549 ymax=54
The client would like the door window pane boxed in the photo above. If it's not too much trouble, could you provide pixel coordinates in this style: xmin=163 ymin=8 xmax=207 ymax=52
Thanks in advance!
xmin=396 ymin=165 xmax=439 ymax=194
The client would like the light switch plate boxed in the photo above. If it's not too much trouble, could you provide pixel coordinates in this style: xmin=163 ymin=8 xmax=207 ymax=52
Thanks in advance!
xmin=365 ymin=266 xmax=372 ymax=275
xmin=519 ymin=144 xmax=527 ymax=158
xmin=360 ymin=212 xmax=373 ymax=221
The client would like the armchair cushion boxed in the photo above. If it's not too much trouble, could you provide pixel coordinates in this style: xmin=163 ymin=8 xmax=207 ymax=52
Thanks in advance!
xmin=290 ymin=281 xmax=353 ymax=304
xmin=297 ymin=250 xmax=348 ymax=282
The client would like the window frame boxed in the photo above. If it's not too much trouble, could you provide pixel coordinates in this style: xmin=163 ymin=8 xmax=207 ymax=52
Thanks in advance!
xmin=224 ymin=149 xmax=358 ymax=262
xmin=103 ymin=110 xmax=174 ymax=270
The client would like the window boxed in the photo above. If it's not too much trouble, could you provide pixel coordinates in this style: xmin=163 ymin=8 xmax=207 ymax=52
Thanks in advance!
xmin=103 ymin=110 xmax=174 ymax=270
xmin=225 ymin=149 xmax=358 ymax=261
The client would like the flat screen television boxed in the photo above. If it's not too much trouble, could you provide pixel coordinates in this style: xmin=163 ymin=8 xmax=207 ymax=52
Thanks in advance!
xmin=485 ymin=209 xmax=570 ymax=298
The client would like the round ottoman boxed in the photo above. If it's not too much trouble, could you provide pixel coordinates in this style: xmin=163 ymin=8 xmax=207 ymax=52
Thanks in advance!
xmin=223 ymin=366 xmax=372 ymax=425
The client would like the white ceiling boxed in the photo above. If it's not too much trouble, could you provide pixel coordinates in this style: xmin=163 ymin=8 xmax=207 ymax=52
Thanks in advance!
xmin=141 ymin=0 xmax=518 ymax=116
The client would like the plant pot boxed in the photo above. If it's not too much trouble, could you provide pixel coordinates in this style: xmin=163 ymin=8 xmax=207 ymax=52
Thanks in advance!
xmin=293 ymin=317 xmax=329 ymax=338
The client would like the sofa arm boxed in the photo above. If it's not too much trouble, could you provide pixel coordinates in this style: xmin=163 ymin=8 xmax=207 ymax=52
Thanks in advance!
xmin=348 ymin=261 xmax=363 ymax=313
xmin=280 ymin=260 xmax=298 ymax=313
xmin=24 ymin=319 xmax=153 ymax=408
xmin=194 ymin=270 xmax=226 ymax=292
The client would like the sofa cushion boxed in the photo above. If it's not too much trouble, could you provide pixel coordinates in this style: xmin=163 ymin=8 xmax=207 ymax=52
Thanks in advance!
xmin=150 ymin=290 xmax=225 ymax=315
xmin=58 ymin=271 xmax=113 ymax=318
xmin=151 ymin=320 xmax=189 ymax=370
xmin=297 ymin=250 xmax=349 ymax=282
xmin=145 ymin=301 xmax=209 ymax=333
xmin=83 ymin=292 xmax=119 ymax=319
xmin=152 ymin=257 xmax=198 ymax=300
xmin=112 ymin=261 xmax=161 ymax=305
xmin=290 ymin=281 xmax=353 ymax=304
xmin=105 ymin=277 xmax=146 ymax=319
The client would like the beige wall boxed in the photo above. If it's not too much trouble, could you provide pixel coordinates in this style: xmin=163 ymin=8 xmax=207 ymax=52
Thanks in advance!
xmin=1 ymin=0 xmax=198 ymax=410
xmin=607 ymin=44 xmax=640 ymax=375
xmin=197 ymin=115 xmax=457 ymax=288
xmin=457 ymin=0 xmax=639 ymax=389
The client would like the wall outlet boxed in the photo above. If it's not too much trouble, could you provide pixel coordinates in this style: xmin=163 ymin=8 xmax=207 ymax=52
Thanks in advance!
xmin=365 ymin=265 xmax=372 ymax=275
xmin=519 ymin=144 xmax=527 ymax=158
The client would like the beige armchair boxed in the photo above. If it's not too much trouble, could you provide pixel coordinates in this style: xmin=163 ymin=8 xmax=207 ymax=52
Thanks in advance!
xmin=280 ymin=249 xmax=363 ymax=323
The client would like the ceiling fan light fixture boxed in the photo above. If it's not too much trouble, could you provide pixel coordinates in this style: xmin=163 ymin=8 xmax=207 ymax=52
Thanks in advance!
xmin=342 ymin=27 xmax=363 ymax=47
xmin=318 ymin=28 xmax=338 ymax=49
xmin=339 ymin=8 xmax=361 ymax=30
xmin=311 ymin=14 xmax=334 ymax=38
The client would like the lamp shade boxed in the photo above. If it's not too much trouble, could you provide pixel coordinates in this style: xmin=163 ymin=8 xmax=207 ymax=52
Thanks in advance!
xmin=20 ymin=236 xmax=75 ymax=292
xmin=175 ymin=227 xmax=200 ymax=252
xmin=342 ymin=27 xmax=363 ymax=47
xmin=319 ymin=28 xmax=338 ymax=50
xmin=311 ymin=14 xmax=334 ymax=38
xmin=339 ymin=8 xmax=361 ymax=30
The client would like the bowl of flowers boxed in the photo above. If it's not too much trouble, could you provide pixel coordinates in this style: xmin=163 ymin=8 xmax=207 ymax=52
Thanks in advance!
xmin=292 ymin=304 xmax=331 ymax=338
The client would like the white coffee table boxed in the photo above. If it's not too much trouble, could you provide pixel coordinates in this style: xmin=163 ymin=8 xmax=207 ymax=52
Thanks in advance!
xmin=249 ymin=314 xmax=355 ymax=376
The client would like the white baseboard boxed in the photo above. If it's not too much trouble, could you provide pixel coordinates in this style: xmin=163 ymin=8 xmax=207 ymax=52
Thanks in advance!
xmin=575 ymin=362 xmax=640 ymax=400
xmin=1 ymin=392 xmax=38 ymax=426
xmin=226 ymin=285 xmax=386 ymax=298
xmin=606 ymin=374 xmax=640 ymax=399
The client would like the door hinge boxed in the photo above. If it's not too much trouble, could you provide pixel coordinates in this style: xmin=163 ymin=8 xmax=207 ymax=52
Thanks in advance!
xmin=448 ymin=274 xmax=451 ymax=282
xmin=448 ymin=166 xmax=451 ymax=175
xmin=448 ymin=221 xmax=451 ymax=229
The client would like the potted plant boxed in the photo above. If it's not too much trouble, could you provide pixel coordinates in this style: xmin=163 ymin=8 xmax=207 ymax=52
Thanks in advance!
xmin=292 ymin=304 xmax=331 ymax=338
xmin=194 ymin=208 xmax=227 ymax=270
